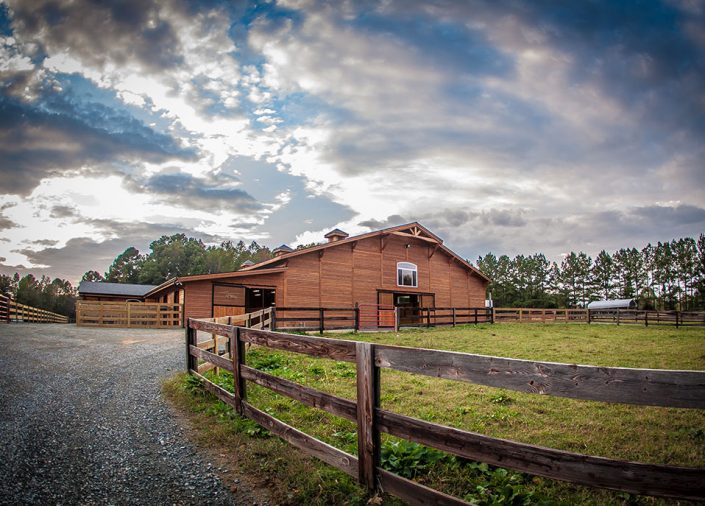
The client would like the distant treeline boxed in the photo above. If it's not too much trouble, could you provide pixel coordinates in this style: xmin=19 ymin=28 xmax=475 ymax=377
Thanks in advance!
xmin=0 ymin=274 xmax=77 ymax=317
xmin=477 ymin=235 xmax=705 ymax=310
xmin=81 ymin=233 xmax=274 ymax=285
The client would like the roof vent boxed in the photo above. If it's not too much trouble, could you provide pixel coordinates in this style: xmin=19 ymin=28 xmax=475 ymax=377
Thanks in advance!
xmin=273 ymin=244 xmax=294 ymax=256
xmin=324 ymin=228 xmax=349 ymax=243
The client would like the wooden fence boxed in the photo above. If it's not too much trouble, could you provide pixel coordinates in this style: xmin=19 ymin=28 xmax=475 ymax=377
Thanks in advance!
xmin=493 ymin=307 xmax=705 ymax=327
xmin=186 ymin=319 xmax=705 ymax=504
xmin=0 ymin=294 xmax=69 ymax=323
xmin=272 ymin=306 xmax=492 ymax=333
xmin=75 ymin=301 xmax=182 ymax=328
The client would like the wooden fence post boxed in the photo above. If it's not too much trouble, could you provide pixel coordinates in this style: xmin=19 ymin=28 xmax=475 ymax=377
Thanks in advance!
xmin=426 ymin=307 xmax=431 ymax=328
xmin=394 ymin=307 xmax=399 ymax=332
xmin=231 ymin=326 xmax=246 ymax=415
xmin=185 ymin=319 xmax=195 ymax=373
xmin=319 ymin=308 xmax=325 ymax=334
xmin=270 ymin=307 xmax=277 ymax=331
xmin=587 ymin=309 xmax=591 ymax=324
xmin=452 ymin=307 xmax=456 ymax=327
xmin=616 ymin=309 xmax=620 ymax=326
xmin=474 ymin=308 xmax=478 ymax=325
xmin=356 ymin=342 xmax=380 ymax=493
xmin=491 ymin=307 xmax=495 ymax=324
xmin=645 ymin=311 xmax=649 ymax=327
xmin=676 ymin=311 xmax=680 ymax=328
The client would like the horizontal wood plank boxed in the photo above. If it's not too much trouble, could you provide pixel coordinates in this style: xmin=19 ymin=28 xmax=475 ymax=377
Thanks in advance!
xmin=240 ymin=328 xmax=357 ymax=362
xmin=377 ymin=409 xmax=705 ymax=500
xmin=374 ymin=345 xmax=705 ymax=408
xmin=241 ymin=365 xmax=357 ymax=421
xmin=242 ymin=401 xmax=358 ymax=478
xmin=189 ymin=319 xmax=233 ymax=337
xmin=189 ymin=345 xmax=234 ymax=372
xmin=378 ymin=469 xmax=468 ymax=505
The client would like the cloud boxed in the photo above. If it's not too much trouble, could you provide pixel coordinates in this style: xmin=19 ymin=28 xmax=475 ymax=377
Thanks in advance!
xmin=6 ymin=0 xmax=184 ymax=73
xmin=0 ymin=202 xmax=17 ymax=230
xmin=0 ymin=94 xmax=194 ymax=195
xmin=124 ymin=170 xmax=262 ymax=213
xmin=358 ymin=215 xmax=407 ymax=230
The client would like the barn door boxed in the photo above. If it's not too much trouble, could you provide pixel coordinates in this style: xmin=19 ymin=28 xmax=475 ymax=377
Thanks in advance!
xmin=420 ymin=294 xmax=435 ymax=308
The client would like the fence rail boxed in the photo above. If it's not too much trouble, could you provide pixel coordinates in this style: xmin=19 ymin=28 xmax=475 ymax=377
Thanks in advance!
xmin=76 ymin=301 xmax=182 ymax=328
xmin=0 ymin=294 xmax=69 ymax=323
xmin=272 ymin=306 xmax=491 ymax=333
xmin=493 ymin=307 xmax=705 ymax=327
xmin=186 ymin=320 xmax=705 ymax=504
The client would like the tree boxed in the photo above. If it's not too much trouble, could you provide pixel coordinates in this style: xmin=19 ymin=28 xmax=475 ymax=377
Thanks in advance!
xmin=138 ymin=234 xmax=207 ymax=284
xmin=0 ymin=274 xmax=17 ymax=296
xmin=105 ymin=247 xmax=142 ymax=283
xmin=591 ymin=250 xmax=615 ymax=300
xmin=81 ymin=270 xmax=105 ymax=282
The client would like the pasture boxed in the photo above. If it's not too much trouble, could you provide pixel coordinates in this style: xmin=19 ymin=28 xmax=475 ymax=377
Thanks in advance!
xmin=170 ymin=323 xmax=705 ymax=505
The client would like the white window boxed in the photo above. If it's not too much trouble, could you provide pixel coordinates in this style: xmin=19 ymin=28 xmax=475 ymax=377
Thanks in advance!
xmin=397 ymin=262 xmax=418 ymax=287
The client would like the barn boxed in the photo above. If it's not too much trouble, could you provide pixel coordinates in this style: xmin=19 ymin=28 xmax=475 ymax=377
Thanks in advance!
xmin=144 ymin=222 xmax=490 ymax=325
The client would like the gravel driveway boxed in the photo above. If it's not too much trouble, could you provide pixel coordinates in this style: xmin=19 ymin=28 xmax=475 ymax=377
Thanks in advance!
xmin=0 ymin=324 xmax=260 ymax=505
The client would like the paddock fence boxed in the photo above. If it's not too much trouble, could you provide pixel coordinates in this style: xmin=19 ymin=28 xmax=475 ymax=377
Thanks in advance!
xmin=186 ymin=319 xmax=705 ymax=504
xmin=75 ymin=301 xmax=182 ymax=328
xmin=493 ymin=307 xmax=705 ymax=327
xmin=0 ymin=294 xmax=69 ymax=323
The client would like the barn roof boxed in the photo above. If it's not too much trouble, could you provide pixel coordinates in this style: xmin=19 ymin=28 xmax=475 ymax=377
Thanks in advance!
xmin=587 ymin=299 xmax=636 ymax=309
xmin=78 ymin=281 xmax=157 ymax=297
xmin=240 ymin=222 xmax=490 ymax=282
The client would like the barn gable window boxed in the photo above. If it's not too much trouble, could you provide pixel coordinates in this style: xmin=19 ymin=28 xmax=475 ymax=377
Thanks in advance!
xmin=397 ymin=262 xmax=418 ymax=287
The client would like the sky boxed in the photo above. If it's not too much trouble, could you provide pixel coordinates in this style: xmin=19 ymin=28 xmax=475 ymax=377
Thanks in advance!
xmin=0 ymin=0 xmax=704 ymax=284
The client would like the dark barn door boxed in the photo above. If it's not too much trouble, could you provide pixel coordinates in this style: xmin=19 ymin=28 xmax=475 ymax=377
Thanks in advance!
xmin=245 ymin=287 xmax=275 ymax=313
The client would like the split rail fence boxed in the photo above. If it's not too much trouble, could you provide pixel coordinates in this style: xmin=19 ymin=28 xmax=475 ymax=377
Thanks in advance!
xmin=272 ymin=306 xmax=492 ymax=333
xmin=0 ymin=294 xmax=69 ymax=323
xmin=186 ymin=317 xmax=705 ymax=504
xmin=75 ymin=301 xmax=182 ymax=328
xmin=493 ymin=307 xmax=705 ymax=327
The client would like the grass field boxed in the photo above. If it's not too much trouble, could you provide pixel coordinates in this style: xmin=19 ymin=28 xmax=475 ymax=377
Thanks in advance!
xmin=165 ymin=323 xmax=705 ymax=505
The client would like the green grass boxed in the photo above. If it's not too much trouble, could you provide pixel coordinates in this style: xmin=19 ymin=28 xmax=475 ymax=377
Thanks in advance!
xmin=169 ymin=323 xmax=705 ymax=505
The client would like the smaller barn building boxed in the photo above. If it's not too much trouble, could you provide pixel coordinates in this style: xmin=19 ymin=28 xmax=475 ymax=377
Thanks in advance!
xmin=587 ymin=299 xmax=637 ymax=310
xmin=78 ymin=281 xmax=158 ymax=302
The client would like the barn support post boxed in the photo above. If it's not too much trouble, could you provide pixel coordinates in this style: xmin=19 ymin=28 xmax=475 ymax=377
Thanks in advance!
xmin=354 ymin=303 xmax=360 ymax=333
xmin=356 ymin=342 xmax=380 ymax=493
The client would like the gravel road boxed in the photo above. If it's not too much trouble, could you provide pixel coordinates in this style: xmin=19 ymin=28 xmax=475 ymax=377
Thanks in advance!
xmin=0 ymin=324 xmax=263 ymax=505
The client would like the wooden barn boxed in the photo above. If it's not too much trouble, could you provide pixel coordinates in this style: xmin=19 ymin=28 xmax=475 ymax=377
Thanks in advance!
xmin=145 ymin=222 xmax=489 ymax=325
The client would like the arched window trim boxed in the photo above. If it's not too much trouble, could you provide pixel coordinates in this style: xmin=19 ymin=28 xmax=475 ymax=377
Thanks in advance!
xmin=397 ymin=262 xmax=418 ymax=287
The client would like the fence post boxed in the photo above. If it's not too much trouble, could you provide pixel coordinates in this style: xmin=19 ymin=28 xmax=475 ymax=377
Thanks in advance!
xmin=426 ymin=307 xmax=431 ymax=328
xmin=319 ymin=308 xmax=325 ymax=334
xmin=452 ymin=307 xmax=456 ymax=327
xmin=587 ymin=309 xmax=591 ymax=324
xmin=394 ymin=307 xmax=399 ymax=332
xmin=356 ymin=342 xmax=380 ymax=493
xmin=354 ymin=303 xmax=360 ymax=333
xmin=231 ymin=326 xmax=246 ymax=415
xmin=270 ymin=307 xmax=277 ymax=331
xmin=185 ymin=319 xmax=195 ymax=373
xmin=616 ymin=309 xmax=620 ymax=326
xmin=645 ymin=311 xmax=649 ymax=327
xmin=519 ymin=308 xmax=523 ymax=322
xmin=491 ymin=307 xmax=495 ymax=324
xmin=676 ymin=311 xmax=680 ymax=328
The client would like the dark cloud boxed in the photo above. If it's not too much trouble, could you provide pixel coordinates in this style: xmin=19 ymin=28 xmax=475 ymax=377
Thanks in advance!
xmin=6 ymin=0 xmax=184 ymax=72
xmin=49 ymin=205 xmax=79 ymax=219
xmin=2 ymin=219 xmax=228 ymax=282
xmin=124 ymin=171 xmax=262 ymax=213
xmin=358 ymin=215 xmax=407 ymax=230
xmin=28 ymin=239 xmax=59 ymax=247
xmin=0 ymin=203 xmax=17 ymax=230
xmin=0 ymin=95 xmax=194 ymax=195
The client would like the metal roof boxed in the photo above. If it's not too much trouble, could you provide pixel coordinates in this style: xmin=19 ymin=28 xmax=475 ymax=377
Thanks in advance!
xmin=587 ymin=299 xmax=636 ymax=309
xmin=78 ymin=281 xmax=157 ymax=297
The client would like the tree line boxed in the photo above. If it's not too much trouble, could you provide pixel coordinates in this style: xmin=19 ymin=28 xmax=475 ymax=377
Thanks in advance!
xmin=477 ymin=235 xmax=705 ymax=310
xmin=0 ymin=273 xmax=77 ymax=317
xmin=82 ymin=233 xmax=274 ymax=285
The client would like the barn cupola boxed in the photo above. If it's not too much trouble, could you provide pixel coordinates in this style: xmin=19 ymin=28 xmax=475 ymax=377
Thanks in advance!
xmin=240 ymin=260 xmax=255 ymax=268
xmin=324 ymin=228 xmax=349 ymax=243
xmin=273 ymin=244 xmax=294 ymax=256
